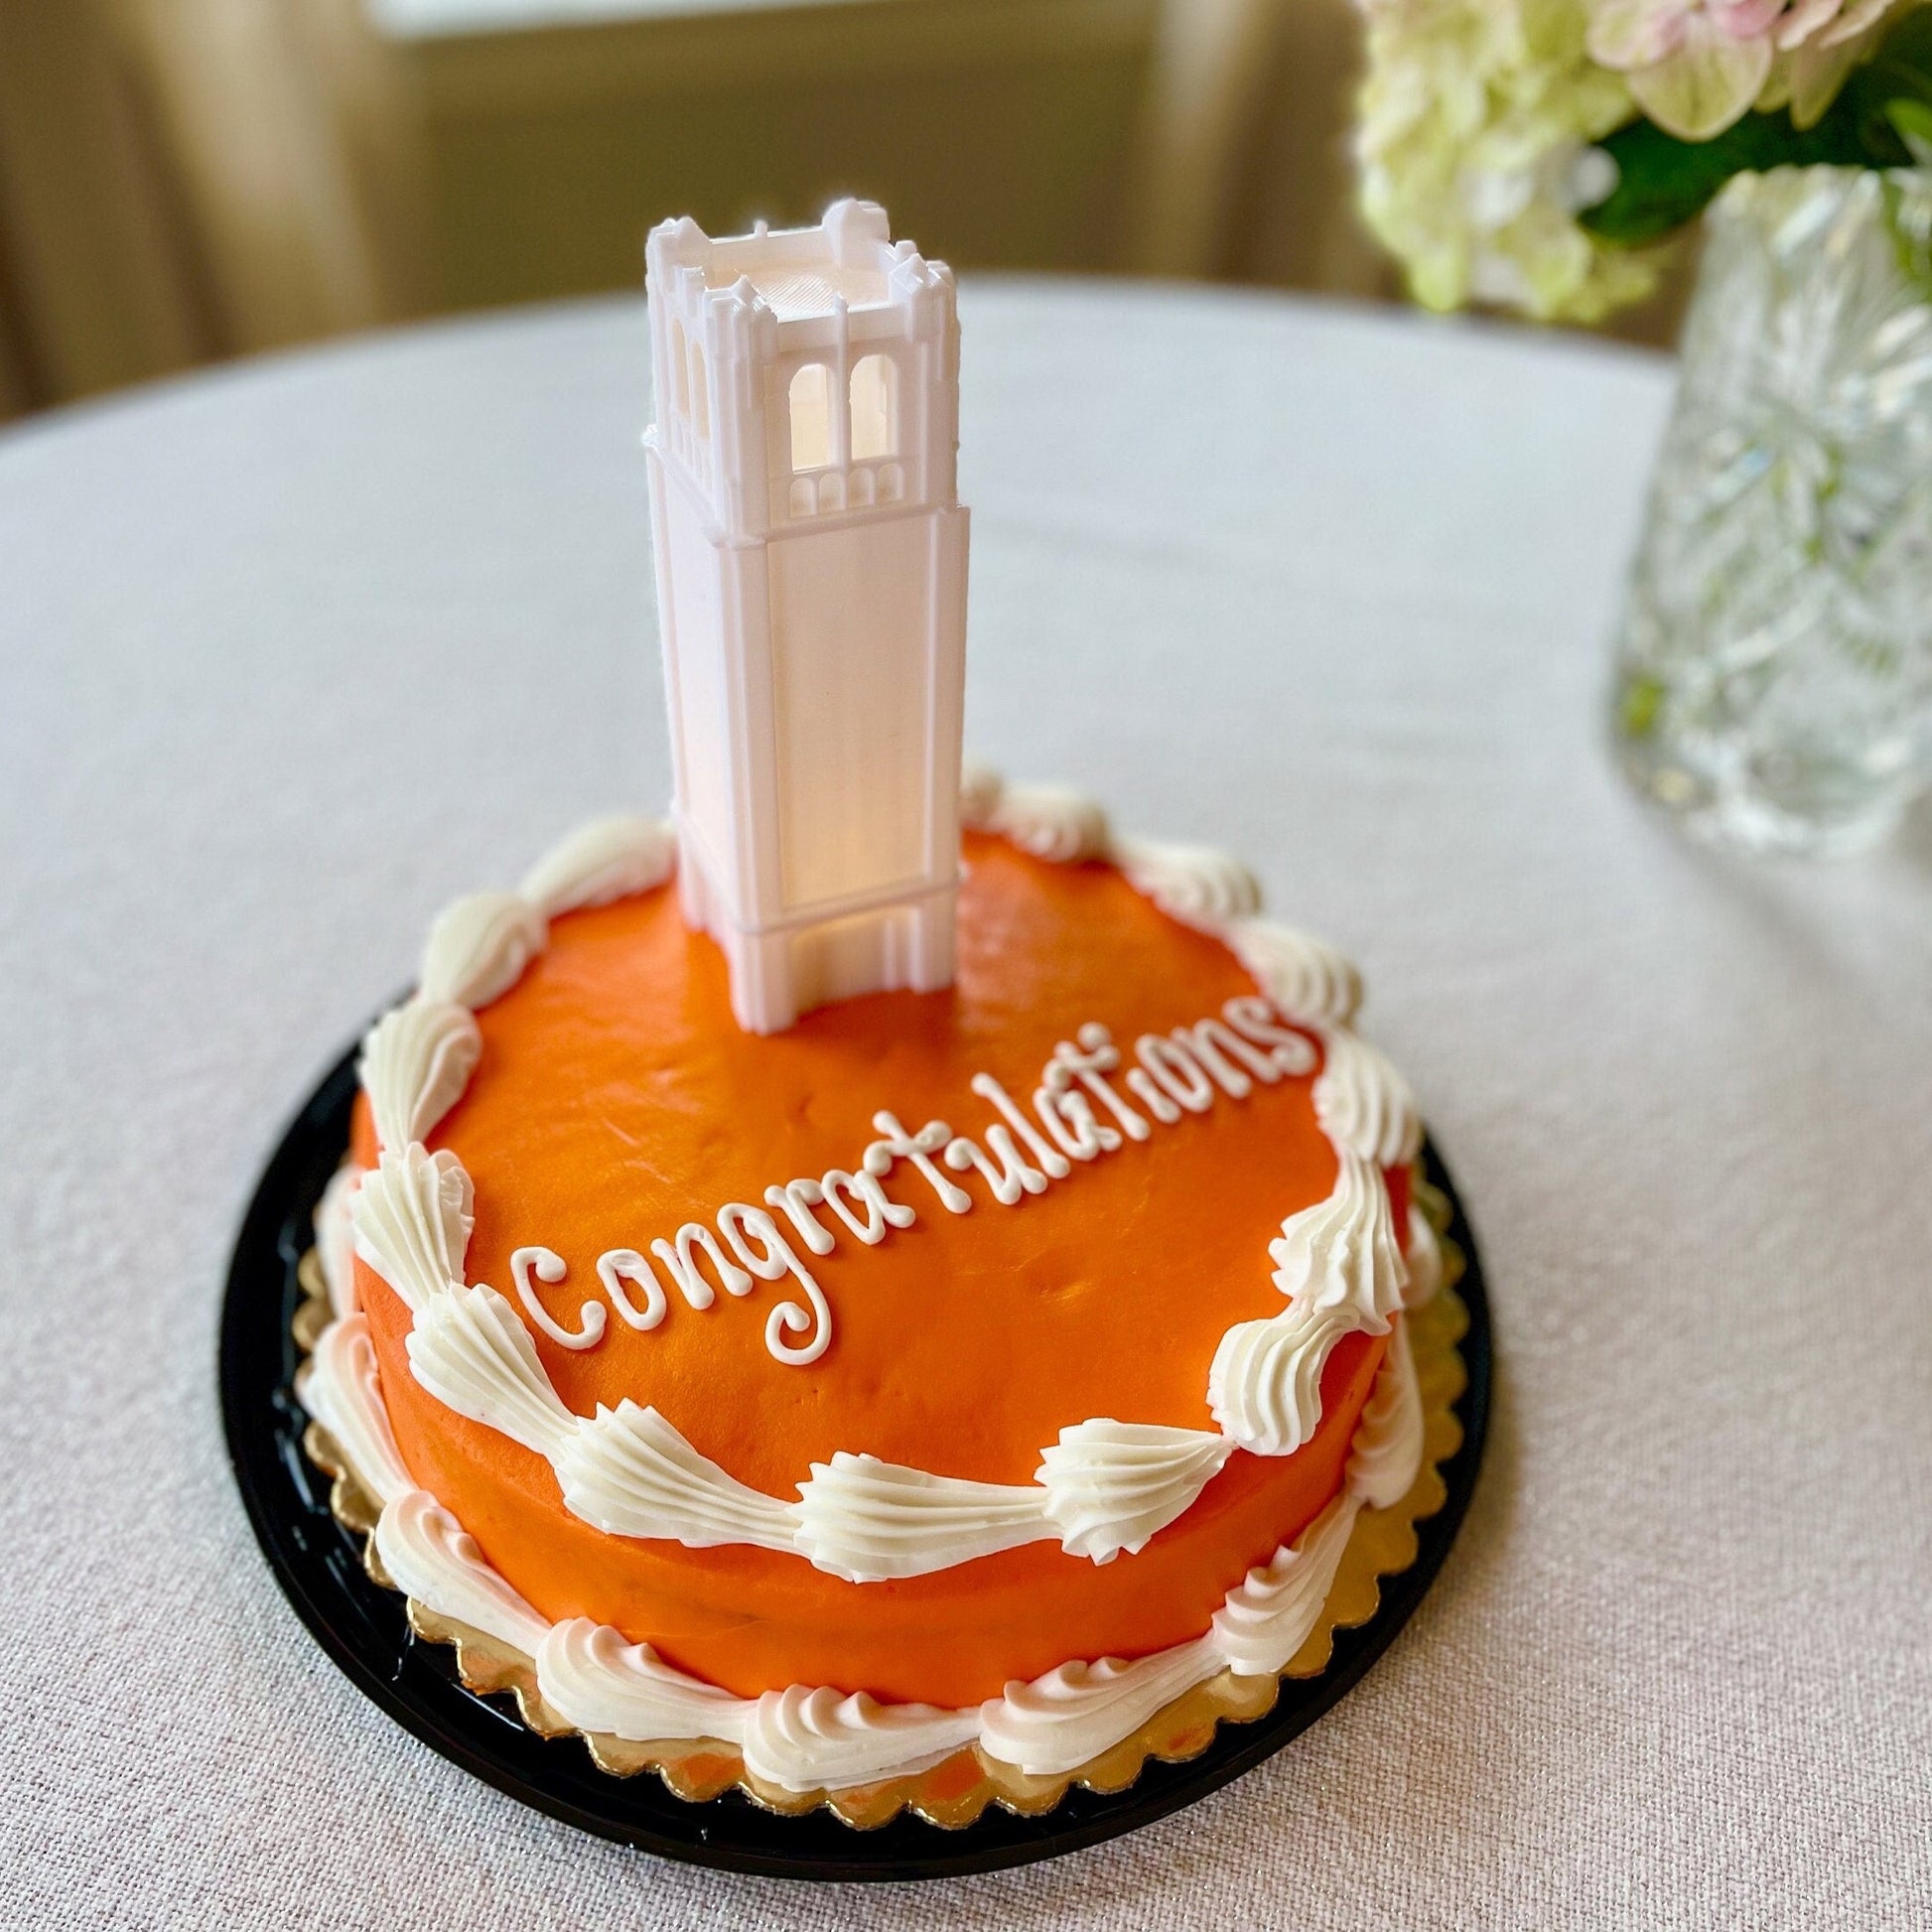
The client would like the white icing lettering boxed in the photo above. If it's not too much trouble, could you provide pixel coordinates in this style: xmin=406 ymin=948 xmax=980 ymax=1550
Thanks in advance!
xmin=1034 ymin=1083 xmax=1116 ymax=1161
xmin=864 ymin=1112 xmax=973 ymax=1214
xmin=942 ymin=1126 xmax=1048 ymax=1205
xmin=765 ymin=1276 xmax=833 ymax=1366
xmin=971 ymin=1072 xmax=1072 ymax=1180
xmin=763 ymin=1178 xmax=838 ymax=1256
xmin=1135 ymin=1034 xmax=1215 ymax=1114
xmin=649 ymin=1223 xmax=750 ymax=1309
xmin=1048 ymin=1024 xmax=1150 ymax=1143
xmin=511 ymin=1246 xmax=607 ymax=1350
xmin=596 ymin=1249 xmax=668 ymax=1331
xmin=1174 ymin=1020 xmax=1254 ymax=1098
xmin=1221 ymin=995 xmax=1317 ymax=1076
xmin=716 ymin=1203 xmax=838 ymax=1368
xmin=719 ymin=1203 xmax=811 ymax=1289
xmin=1122 ymin=1065 xmax=1182 ymax=1125
xmin=506 ymin=993 xmax=1320 ymax=1374
xmin=819 ymin=1168 xmax=914 ymax=1246
xmin=1190 ymin=1013 xmax=1283 ymax=1086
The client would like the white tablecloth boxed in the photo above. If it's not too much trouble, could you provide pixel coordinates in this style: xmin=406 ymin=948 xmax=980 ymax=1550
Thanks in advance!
xmin=4 ymin=285 xmax=1928 ymax=1929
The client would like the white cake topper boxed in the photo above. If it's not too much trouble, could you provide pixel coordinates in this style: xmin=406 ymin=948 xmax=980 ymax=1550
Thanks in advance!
xmin=644 ymin=200 xmax=970 ymax=1035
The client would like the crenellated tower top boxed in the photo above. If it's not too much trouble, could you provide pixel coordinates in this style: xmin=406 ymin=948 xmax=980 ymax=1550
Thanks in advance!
xmin=644 ymin=200 xmax=959 ymax=545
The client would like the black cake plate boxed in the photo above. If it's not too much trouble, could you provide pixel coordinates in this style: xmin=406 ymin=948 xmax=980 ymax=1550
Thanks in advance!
xmin=220 ymin=1034 xmax=1491 ymax=1882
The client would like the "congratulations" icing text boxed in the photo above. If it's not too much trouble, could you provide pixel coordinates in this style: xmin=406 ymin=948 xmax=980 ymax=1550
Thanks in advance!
xmin=505 ymin=996 xmax=1316 ymax=1369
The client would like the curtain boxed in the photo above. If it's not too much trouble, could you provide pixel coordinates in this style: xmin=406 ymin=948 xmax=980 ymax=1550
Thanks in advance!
xmin=1131 ymin=0 xmax=1394 ymax=301
xmin=0 ymin=0 xmax=428 ymax=421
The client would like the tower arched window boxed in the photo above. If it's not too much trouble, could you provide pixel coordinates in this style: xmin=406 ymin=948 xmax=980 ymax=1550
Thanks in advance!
xmin=849 ymin=354 xmax=897 ymax=463
xmin=789 ymin=362 xmax=831 ymax=473
xmin=669 ymin=319 xmax=690 ymax=416
xmin=689 ymin=342 xmax=710 ymax=437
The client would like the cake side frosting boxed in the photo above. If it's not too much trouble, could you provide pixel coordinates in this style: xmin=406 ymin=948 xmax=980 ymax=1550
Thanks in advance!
xmin=299 ymin=1260 xmax=1435 ymax=1791
xmin=308 ymin=771 xmax=1429 ymax=1727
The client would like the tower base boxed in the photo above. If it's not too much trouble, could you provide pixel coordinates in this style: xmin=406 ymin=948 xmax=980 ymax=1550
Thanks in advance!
xmin=677 ymin=830 xmax=958 ymax=1035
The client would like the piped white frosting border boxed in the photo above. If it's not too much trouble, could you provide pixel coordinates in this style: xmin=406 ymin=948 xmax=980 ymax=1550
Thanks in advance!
xmin=297 ymin=1267 xmax=1430 ymax=1792
xmin=321 ymin=772 xmax=1425 ymax=1589
xmin=301 ymin=770 xmax=1437 ymax=1793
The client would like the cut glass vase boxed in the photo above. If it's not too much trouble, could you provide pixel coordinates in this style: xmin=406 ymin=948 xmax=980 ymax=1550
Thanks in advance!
xmin=1611 ymin=166 xmax=1932 ymax=856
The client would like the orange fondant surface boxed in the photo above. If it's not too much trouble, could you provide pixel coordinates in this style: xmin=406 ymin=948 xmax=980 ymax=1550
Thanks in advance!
xmin=356 ymin=835 xmax=1401 ymax=1705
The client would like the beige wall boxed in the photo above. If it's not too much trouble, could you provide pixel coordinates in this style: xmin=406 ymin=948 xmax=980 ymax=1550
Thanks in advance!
xmin=0 ymin=0 xmax=430 ymax=415
xmin=410 ymin=0 xmax=1160 ymax=309
xmin=3 ymin=0 xmax=1675 ymax=424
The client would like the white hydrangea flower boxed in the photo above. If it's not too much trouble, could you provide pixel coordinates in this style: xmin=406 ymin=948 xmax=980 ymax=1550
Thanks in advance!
xmin=1354 ymin=0 xmax=1661 ymax=322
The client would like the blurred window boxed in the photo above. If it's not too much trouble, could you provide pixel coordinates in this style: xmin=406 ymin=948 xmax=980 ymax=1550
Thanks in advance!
xmin=789 ymin=362 xmax=830 ymax=471
xmin=670 ymin=319 xmax=690 ymax=414
xmin=689 ymin=340 xmax=710 ymax=435
xmin=849 ymin=353 xmax=897 ymax=462
xmin=369 ymin=1 xmax=850 ymax=33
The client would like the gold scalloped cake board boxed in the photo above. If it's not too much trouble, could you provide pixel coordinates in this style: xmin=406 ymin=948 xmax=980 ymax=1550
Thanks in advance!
xmin=295 ymin=1176 xmax=1468 ymax=1832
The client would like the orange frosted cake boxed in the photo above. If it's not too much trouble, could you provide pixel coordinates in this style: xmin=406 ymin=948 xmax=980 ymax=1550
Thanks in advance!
xmin=297 ymin=771 xmax=1445 ymax=1804
xmin=294 ymin=202 xmax=1446 ymax=1815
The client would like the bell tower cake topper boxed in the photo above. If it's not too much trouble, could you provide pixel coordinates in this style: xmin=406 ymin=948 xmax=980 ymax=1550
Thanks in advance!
xmin=644 ymin=200 xmax=969 ymax=1035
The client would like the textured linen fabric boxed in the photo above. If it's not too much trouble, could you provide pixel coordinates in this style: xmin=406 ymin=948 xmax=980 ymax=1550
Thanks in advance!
xmin=2 ymin=286 xmax=1929 ymax=1929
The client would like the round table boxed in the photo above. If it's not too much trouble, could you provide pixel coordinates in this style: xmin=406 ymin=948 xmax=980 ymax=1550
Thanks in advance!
xmin=4 ymin=285 xmax=1928 ymax=1929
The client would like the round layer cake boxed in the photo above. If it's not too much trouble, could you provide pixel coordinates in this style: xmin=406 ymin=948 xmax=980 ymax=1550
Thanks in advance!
xmin=302 ymin=772 xmax=1433 ymax=1795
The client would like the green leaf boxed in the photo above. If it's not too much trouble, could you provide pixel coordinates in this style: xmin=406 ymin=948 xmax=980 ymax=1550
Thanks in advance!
xmin=1581 ymin=112 xmax=1851 ymax=245
xmin=1887 ymin=96 xmax=1932 ymax=167
xmin=1617 ymin=674 xmax=1666 ymax=743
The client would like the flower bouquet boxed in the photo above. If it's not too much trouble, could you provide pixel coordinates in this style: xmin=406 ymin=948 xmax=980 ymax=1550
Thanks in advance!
xmin=1354 ymin=0 xmax=1932 ymax=322
xmin=1351 ymin=1 xmax=1932 ymax=853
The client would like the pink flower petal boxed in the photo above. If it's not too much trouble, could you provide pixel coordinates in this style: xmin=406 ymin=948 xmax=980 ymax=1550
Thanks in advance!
xmin=1629 ymin=12 xmax=1777 ymax=137
xmin=1714 ymin=0 xmax=1785 ymax=41
xmin=1775 ymin=0 xmax=1845 ymax=49
xmin=1589 ymin=0 xmax=1691 ymax=70
xmin=1819 ymin=0 xmax=1896 ymax=48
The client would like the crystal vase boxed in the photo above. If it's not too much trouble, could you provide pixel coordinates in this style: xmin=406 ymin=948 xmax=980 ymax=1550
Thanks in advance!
xmin=1610 ymin=166 xmax=1932 ymax=856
